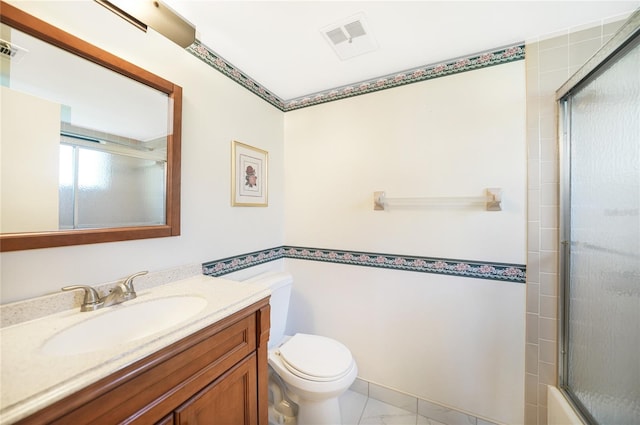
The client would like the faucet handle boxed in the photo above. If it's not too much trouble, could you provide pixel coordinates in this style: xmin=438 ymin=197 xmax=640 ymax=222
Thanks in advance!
xmin=122 ymin=271 xmax=148 ymax=295
xmin=62 ymin=285 xmax=104 ymax=312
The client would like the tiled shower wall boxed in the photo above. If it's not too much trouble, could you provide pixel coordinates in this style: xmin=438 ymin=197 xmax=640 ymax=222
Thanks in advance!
xmin=524 ymin=16 xmax=628 ymax=425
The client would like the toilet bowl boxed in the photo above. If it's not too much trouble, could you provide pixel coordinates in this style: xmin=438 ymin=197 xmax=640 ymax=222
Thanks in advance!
xmin=244 ymin=272 xmax=357 ymax=425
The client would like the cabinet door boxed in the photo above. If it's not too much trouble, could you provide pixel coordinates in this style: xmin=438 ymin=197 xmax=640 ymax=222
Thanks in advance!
xmin=175 ymin=354 xmax=257 ymax=425
xmin=156 ymin=414 xmax=174 ymax=425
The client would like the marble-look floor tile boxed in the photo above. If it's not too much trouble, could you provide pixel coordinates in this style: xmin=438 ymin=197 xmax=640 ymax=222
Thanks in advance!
xmin=340 ymin=390 xmax=367 ymax=425
xmin=340 ymin=390 xmax=368 ymax=425
xmin=359 ymin=397 xmax=417 ymax=425
xmin=418 ymin=399 xmax=477 ymax=425
xmin=418 ymin=415 xmax=448 ymax=425
xmin=339 ymin=387 xmax=487 ymax=425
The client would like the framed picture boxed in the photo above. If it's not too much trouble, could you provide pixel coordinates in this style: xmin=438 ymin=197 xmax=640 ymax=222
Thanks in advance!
xmin=231 ymin=141 xmax=268 ymax=206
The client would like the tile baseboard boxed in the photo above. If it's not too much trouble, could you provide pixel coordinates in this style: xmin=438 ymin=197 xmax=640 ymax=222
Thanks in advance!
xmin=350 ymin=378 xmax=501 ymax=425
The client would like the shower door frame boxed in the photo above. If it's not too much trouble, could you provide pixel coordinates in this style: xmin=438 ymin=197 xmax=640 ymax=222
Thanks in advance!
xmin=557 ymin=10 xmax=640 ymax=425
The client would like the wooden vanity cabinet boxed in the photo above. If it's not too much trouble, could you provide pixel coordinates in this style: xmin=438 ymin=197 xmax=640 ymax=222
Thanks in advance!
xmin=173 ymin=353 xmax=258 ymax=424
xmin=17 ymin=298 xmax=270 ymax=425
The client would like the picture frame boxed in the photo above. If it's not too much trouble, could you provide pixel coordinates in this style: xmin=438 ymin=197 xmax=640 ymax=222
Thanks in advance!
xmin=231 ymin=141 xmax=268 ymax=207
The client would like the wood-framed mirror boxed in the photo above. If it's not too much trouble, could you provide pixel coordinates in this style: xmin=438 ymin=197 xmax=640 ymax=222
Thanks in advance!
xmin=0 ymin=1 xmax=181 ymax=252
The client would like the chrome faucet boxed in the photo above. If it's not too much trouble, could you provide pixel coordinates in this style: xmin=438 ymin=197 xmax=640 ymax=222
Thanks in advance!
xmin=62 ymin=271 xmax=148 ymax=312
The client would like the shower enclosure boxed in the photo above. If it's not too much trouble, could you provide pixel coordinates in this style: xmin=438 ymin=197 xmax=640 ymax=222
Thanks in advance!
xmin=557 ymin=11 xmax=639 ymax=425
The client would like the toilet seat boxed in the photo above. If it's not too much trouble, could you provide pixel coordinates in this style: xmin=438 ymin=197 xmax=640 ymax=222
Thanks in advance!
xmin=276 ymin=333 xmax=354 ymax=382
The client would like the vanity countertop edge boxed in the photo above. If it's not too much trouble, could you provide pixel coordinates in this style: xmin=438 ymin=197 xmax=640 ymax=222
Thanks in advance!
xmin=0 ymin=274 xmax=271 ymax=424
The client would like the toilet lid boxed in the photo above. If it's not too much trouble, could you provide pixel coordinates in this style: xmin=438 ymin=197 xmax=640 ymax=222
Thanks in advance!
xmin=277 ymin=333 xmax=353 ymax=381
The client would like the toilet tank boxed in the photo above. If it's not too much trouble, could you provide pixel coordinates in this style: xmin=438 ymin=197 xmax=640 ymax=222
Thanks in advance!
xmin=243 ymin=271 xmax=293 ymax=348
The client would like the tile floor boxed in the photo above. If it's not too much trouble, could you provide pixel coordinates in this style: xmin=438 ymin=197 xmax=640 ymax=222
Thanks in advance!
xmin=339 ymin=390 xmax=447 ymax=425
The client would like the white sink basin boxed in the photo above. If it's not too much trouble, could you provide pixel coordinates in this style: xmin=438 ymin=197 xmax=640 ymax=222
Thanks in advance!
xmin=41 ymin=296 xmax=208 ymax=356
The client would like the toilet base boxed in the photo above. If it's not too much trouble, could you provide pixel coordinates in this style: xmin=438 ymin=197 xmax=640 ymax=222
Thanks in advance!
xmin=296 ymin=396 xmax=341 ymax=425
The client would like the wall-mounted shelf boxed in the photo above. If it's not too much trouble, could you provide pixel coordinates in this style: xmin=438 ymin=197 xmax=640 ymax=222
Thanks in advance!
xmin=373 ymin=188 xmax=502 ymax=211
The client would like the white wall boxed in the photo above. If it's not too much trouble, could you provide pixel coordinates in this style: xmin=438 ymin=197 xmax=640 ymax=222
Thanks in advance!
xmin=1 ymin=87 xmax=60 ymax=233
xmin=0 ymin=4 xmax=527 ymax=423
xmin=283 ymin=62 xmax=526 ymax=424
xmin=284 ymin=63 xmax=526 ymax=263
xmin=0 ymin=1 xmax=285 ymax=303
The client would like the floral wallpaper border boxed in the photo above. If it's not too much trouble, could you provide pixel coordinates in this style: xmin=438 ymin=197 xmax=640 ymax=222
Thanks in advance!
xmin=186 ymin=41 xmax=525 ymax=112
xmin=202 ymin=246 xmax=526 ymax=283
xmin=203 ymin=247 xmax=286 ymax=277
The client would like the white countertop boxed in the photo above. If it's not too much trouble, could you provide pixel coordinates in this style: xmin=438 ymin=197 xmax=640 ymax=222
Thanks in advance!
xmin=0 ymin=275 xmax=270 ymax=424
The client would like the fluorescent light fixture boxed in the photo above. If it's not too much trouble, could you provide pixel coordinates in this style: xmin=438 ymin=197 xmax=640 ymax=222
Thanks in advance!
xmin=95 ymin=0 xmax=196 ymax=48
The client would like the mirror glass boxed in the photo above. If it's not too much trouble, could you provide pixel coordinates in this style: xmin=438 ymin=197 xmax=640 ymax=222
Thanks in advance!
xmin=1 ymin=25 xmax=169 ymax=232
xmin=0 ymin=2 xmax=181 ymax=251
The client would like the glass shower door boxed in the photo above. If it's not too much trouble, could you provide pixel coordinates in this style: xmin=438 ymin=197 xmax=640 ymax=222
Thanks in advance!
xmin=560 ymin=36 xmax=639 ymax=424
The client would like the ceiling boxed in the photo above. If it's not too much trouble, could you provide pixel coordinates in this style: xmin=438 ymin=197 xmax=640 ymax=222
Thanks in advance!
xmin=163 ymin=1 xmax=639 ymax=101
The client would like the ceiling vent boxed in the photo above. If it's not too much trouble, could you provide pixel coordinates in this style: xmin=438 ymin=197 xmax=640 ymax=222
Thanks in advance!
xmin=0 ymin=39 xmax=28 ymax=64
xmin=321 ymin=13 xmax=377 ymax=61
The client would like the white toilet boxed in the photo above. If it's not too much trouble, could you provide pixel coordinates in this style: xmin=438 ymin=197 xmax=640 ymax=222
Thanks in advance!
xmin=244 ymin=272 xmax=357 ymax=425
